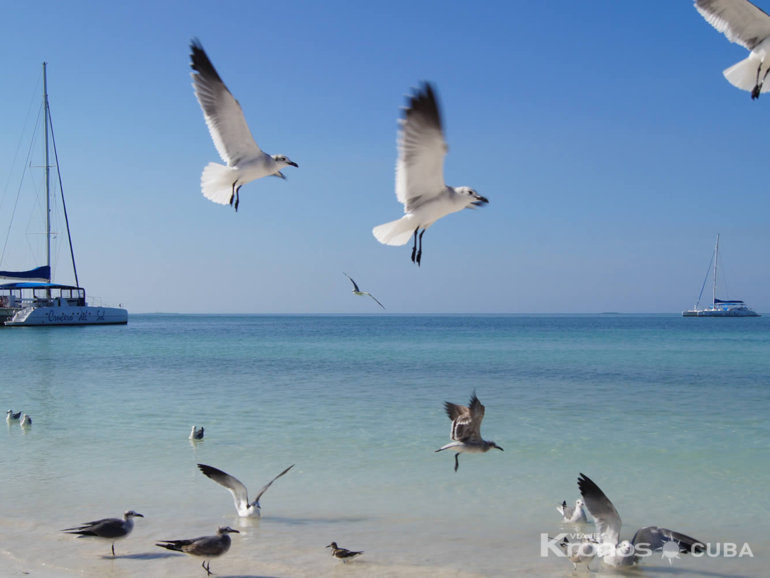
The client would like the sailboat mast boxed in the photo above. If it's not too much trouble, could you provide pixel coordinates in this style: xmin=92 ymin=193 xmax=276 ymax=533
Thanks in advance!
xmin=43 ymin=62 xmax=51 ymax=283
xmin=713 ymin=233 xmax=719 ymax=309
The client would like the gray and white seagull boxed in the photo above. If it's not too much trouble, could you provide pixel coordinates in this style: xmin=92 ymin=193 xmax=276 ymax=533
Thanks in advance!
xmin=435 ymin=391 xmax=503 ymax=472
xmin=372 ymin=83 xmax=489 ymax=266
xmin=343 ymin=273 xmax=385 ymax=309
xmin=157 ymin=525 xmax=239 ymax=576
xmin=6 ymin=410 xmax=21 ymax=421
xmin=578 ymin=473 xmax=705 ymax=567
xmin=694 ymin=0 xmax=770 ymax=99
xmin=198 ymin=463 xmax=294 ymax=518
xmin=62 ymin=510 xmax=144 ymax=557
xmin=190 ymin=39 xmax=298 ymax=212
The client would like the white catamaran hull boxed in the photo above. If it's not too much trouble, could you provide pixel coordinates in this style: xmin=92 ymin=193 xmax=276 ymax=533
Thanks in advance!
xmin=682 ymin=309 xmax=760 ymax=317
xmin=5 ymin=305 xmax=127 ymax=326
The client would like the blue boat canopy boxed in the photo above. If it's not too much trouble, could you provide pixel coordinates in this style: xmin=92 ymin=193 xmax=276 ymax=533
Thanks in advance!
xmin=0 ymin=266 xmax=50 ymax=282
xmin=714 ymin=299 xmax=744 ymax=304
xmin=0 ymin=282 xmax=80 ymax=290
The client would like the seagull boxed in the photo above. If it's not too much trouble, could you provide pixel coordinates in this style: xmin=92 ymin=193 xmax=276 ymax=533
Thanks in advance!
xmin=20 ymin=414 xmax=31 ymax=426
xmin=189 ymin=425 xmax=204 ymax=440
xmin=62 ymin=510 xmax=144 ymax=557
xmin=156 ymin=526 xmax=239 ymax=576
xmin=694 ymin=0 xmax=770 ymax=99
xmin=435 ymin=391 xmax=503 ymax=472
xmin=326 ymin=542 xmax=364 ymax=563
xmin=6 ymin=410 xmax=21 ymax=421
xmin=578 ymin=473 xmax=705 ymax=567
xmin=197 ymin=463 xmax=294 ymax=517
xmin=372 ymin=83 xmax=489 ymax=266
xmin=342 ymin=273 xmax=385 ymax=309
xmin=189 ymin=39 xmax=298 ymax=212
xmin=557 ymin=499 xmax=588 ymax=523
xmin=549 ymin=535 xmax=597 ymax=571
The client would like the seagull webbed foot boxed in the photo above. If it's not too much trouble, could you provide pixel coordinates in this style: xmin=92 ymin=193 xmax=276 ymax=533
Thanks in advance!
xmin=752 ymin=85 xmax=762 ymax=100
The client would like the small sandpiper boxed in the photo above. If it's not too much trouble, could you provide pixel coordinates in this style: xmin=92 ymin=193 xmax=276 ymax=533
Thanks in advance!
xmin=326 ymin=542 xmax=364 ymax=563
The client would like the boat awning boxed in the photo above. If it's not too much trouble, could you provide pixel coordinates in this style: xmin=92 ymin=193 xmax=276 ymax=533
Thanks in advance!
xmin=714 ymin=299 xmax=744 ymax=304
xmin=0 ymin=266 xmax=50 ymax=282
xmin=0 ymin=282 xmax=80 ymax=291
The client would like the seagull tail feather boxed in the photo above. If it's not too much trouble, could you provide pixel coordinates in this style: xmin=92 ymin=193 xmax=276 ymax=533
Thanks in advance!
xmin=723 ymin=55 xmax=768 ymax=93
xmin=201 ymin=162 xmax=235 ymax=205
xmin=372 ymin=217 xmax=416 ymax=246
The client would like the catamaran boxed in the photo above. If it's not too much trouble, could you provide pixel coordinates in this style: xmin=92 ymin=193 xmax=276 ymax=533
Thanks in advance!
xmin=682 ymin=234 xmax=759 ymax=318
xmin=0 ymin=63 xmax=127 ymax=326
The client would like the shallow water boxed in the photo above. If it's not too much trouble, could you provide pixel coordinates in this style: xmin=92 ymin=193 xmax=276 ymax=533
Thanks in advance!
xmin=1 ymin=315 xmax=768 ymax=577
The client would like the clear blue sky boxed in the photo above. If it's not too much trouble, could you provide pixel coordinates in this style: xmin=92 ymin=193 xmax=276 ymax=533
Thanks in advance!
xmin=1 ymin=0 xmax=768 ymax=313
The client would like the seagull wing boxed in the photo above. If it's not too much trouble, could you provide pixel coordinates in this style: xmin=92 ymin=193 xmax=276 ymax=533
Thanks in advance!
xmin=253 ymin=464 xmax=295 ymax=505
xmin=577 ymin=473 xmax=621 ymax=545
xmin=632 ymin=526 xmax=706 ymax=553
xmin=63 ymin=518 xmax=127 ymax=538
xmin=695 ymin=0 xmax=770 ymax=50
xmin=198 ymin=464 xmax=250 ymax=512
xmin=396 ymin=83 xmax=447 ymax=213
xmin=343 ymin=272 xmax=360 ymax=292
xmin=190 ymin=39 xmax=262 ymax=166
xmin=363 ymin=293 xmax=385 ymax=309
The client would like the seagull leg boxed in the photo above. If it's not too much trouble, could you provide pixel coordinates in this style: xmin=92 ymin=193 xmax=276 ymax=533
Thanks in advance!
xmin=416 ymin=230 xmax=425 ymax=266
xmin=757 ymin=67 xmax=770 ymax=100
xmin=753 ymin=62 xmax=764 ymax=100
xmin=229 ymin=182 xmax=235 ymax=206
xmin=234 ymin=185 xmax=242 ymax=212
xmin=454 ymin=453 xmax=459 ymax=472
xmin=410 ymin=228 xmax=419 ymax=263
xmin=111 ymin=543 xmax=115 ymax=557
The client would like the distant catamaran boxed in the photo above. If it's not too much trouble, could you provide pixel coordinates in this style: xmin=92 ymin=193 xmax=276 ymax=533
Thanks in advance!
xmin=682 ymin=235 xmax=759 ymax=318
xmin=0 ymin=63 xmax=127 ymax=326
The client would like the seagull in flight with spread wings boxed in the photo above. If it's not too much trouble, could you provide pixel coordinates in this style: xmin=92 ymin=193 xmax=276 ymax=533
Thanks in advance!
xmin=694 ymin=0 xmax=770 ymax=99
xmin=372 ymin=83 xmax=489 ymax=266
xmin=435 ymin=391 xmax=502 ymax=472
xmin=198 ymin=463 xmax=294 ymax=518
xmin=343 ymin=273 xmax=385 ymax=309
xmin=189 ymin=39 xmax=298 ymax=212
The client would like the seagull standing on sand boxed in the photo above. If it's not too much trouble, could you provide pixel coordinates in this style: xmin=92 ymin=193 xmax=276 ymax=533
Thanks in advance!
xmin=190 ymin=39 xmax=298 ymax=212
xmin=20 ymin=414 xmax=31 ymax=426
xmin=62 ymin=510 xmax=144 ymax=557
xmin=372 ymin=83 xmax=489 ymax=266
xmin=694 ymin=0 xmax=770 ymax=99
xmin=343 ymin=273 xmax=385 ymax=309
xmin=435 ymin=392 xmax=503 ymax=472
xmin=198 ymin=463 xmax=294 ymax=517
xmin=157 ymin=526 xmax=239 ymax=576
xmin=326 ymin=542 xmax=364 ymax=563
xmin=190 ymin=425 xmax=204 ymax=440
xmin=577 ymin=473 xmax=705 ymax=567
xmin=557 ymin=499 xmax=588 ymax=523
xmin=6 ymin=410 xmax=21 ymax=421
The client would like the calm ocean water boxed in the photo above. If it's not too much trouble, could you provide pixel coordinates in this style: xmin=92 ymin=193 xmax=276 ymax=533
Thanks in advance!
xmin=1 ymin=314 xmax=768 ymax=577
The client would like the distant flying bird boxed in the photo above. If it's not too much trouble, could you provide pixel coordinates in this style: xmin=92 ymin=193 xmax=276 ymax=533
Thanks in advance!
xmin=694 ymin=0 xmax=770 ymax=98
xmin=20 ymin=414 xmax=31 ymax=426
xmin=435 ymin=391 xmax=503 ymax=472
xmin=198 ymin=463 xmax=294 ymax=517
xmin=372 ymin=83 xmax=489 ymax=266
xmin=62 ymin=510 xmax=144 ymax=557
xmin=557 ymin=499 xmax=588 ymax=523
xmin=577 ymin=473 xmax=705 ymax=567
xmin=189 ymin=39 xmax=298 ymax=212
xmin=343 ymin=273 xmax=385 ymax=309
xmin=156 ymin=526 xmax=239 ymax=576
xmin=6 ymin=410 xmax=21 ymax=421
xmin=189 ymin=425 xmax=204 ymax=440
xmin=326 ymin=542 xmax=364 ymax=563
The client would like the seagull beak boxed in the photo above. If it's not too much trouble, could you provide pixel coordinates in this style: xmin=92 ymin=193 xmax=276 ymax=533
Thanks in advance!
xmin=135 ymin=513 xmax=145 ymax=517
xmin=230 ymin=529 xmax=240 ymax=533
xmin=288 ymin=161 xmax=298 ymax=168
xmin=326 ymin=544 xmax=333 ymax=548
xmin=474 ymin=195 xmax=489 ymax=204
xmin=495 ymin=446 xmax=504 ymax=451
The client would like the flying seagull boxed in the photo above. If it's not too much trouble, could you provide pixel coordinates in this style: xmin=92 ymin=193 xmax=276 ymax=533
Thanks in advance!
xmin=343 ymin=273 xmax=385 ymax=309
xmin=372 ymin=83 xmax=489 ymax=266
xmin=197 ymin=463 xmax=294 ymax=517
xmin=557 ymin=499 xmax=588 ymax=523
xmin=189 ymin=39 xmax=298 ymax=212
xmin=694 ymin=0 xmax=770 ymax=99
xmin=6 ymin=410 xmax=21 ymax=421
xmin=157 ymin=526 xmax=239 ymax=576
xmin=326 ymin=542 xmax=364 ymax=563
xmin=577 ymin=473 xmax=705 ymax=567
xmin=435 ymin=391 xmax=503 ymax=472
xmin=20 ymin=414 xmax=31 ymax=426
xmin=189 ymin=425 xmax=204 ymax=440
xmin=62 ymin=510 xmax=144 ymax=557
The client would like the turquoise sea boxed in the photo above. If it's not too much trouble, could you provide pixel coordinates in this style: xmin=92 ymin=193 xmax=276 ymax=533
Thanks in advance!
xmin=1 ymin=314 xmax=768 ymax=577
